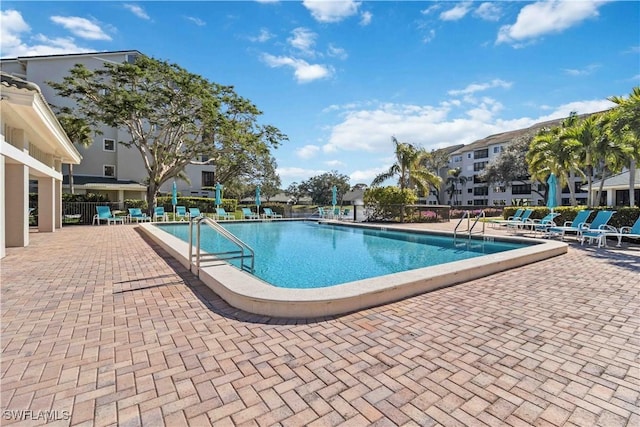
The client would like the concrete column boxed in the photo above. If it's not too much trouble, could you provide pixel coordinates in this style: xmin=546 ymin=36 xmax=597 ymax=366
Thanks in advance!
xmin=56 ymin=179 xmax=62 ymax=229
xmin=5 ymin=163 xmax=29 ymax=248
xmin=38 ymin=176 xmax=55 ymax=232
xmin=1 ymin=155 xmax=5 ymax=258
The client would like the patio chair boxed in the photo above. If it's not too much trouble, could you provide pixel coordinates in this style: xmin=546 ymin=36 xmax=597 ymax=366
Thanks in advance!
xmin=262 ymin=207 xmax=283 ymax=219
xmin=241 ymin=207 xmax=260 ymax=220
xmin=128 ymin=208 xmax=151 ymax=223
xmin=489 ymin=208 xmax=524 ymax=227
xmin=521 ymin=212 xmax=561 ymax=237
xmin=188 ymin=207 xmax=203 ymax=219
xmin=153 ymin=207 xmax=168 ymax=222
xmin=590 ymin=215 xmax=640 ymax=248
xmin=579 ymin=210 xmax=617 ymax=247
xmin=93 ymin=206 xmax=125 ymax=225
xmin=341 ymin=208 xmax=351 ymax=220
xmin=175 ymin=206 xmax=189 ymax=221
xmin=547 ymin=209 xmax=593 ymax=240
xmin=215 ymin=207 xmax=235 ymax=220
xmin=505 ymin=209 xmax=533 ymax=233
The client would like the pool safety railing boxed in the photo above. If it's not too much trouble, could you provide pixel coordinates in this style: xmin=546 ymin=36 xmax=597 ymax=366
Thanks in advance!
xmin=453 ymin=210 xmax=486 ymax=240
xmin=188 ymin=217 xmax=255 ymax=274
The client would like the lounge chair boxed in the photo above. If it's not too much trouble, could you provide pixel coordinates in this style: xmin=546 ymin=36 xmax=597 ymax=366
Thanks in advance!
xmin=188 ymin=207 xmax=203 ymax=219
xmin=490 ymin=208 xmax=524 ymax=227
xmin=341 ymin=208 xmax=351 ymax=220
xmin=128 ymin=208 xmax=151 ymax=223
xmin=241 ymin=207 xmax=260 ymax=219
xmin=175 ymin=206 xmax=189 ymax=221
xmin=93 ymin=206 xmax=125 ymax=225
xmin=262 ymin=207 xmax=283 ymax=219
xmin=215 ymin=207 xmax=235 ymax=220
xmin=153 ymin=207 xmax=168 ymax=222
xmin=579 ymin=210 xmax=617 ymax=247
xmin=521 ymin=212 xmax=560 ymax=236
xmin=547 ymin=209 xmax=593 ymax=240
xmin=589 ymin=215 xmax=640 ymax=248
xmin=506 ymin=209 xmax=533 ymax=232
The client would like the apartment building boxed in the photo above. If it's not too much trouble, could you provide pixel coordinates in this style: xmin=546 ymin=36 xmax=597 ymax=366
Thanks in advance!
xmin=0 ymin=51 xmax=216 ymax=203
xmin=438 ymin=116 xmax=590 ymax=207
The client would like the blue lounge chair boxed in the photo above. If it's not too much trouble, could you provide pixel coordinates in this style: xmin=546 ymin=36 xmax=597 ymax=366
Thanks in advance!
xmin=93 ymin=206 xmax=125 ymax=225
xmin=490 ymin=208 xmax=524 ymax=227
xmin=241 ymin=207 xmax=259 ymax=219
xmin=506 ymin=209 xmax=533 ymax=232
xmin=188 ymin=207 xmax=203 ymax=219
xmin=548 ymin=210 xmax=593 ymax=240
xmin=175 ymin=206 xmax=188 ymax=221
xmin=153 ymin=207 xmax=168 ymax=222
xmin=592 ymin=215 xmax=640 ymax=248
xmin=215 ymin=207 xmax=235 ymax=220
xmin=128 ymin=208 xmax=151 ymax=223
xmin=579 ymin=210 xmax=617 ymax=247
xmin=522 ymin=212 xmax=561 ymax=236
xmin=341 ymin=208 xmax=351 ymax=220
xmin=262 ymin=207 xmax=282 ymax=219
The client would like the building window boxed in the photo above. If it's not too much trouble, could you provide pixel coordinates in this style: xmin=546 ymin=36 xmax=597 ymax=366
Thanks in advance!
xmin=473 ymin=199 xmax=488 ymax=206
xmin=126 ymin=53 xmax=139 ymax=64
xmin=474 ymin=187 xmax=489 ymax=196
xmin=473 ymin=175 xmax=487 ymax=184
xmin=467 ymin=153 xmax=472 ymax=159
xmin=493 ymin=199 xmax=507 ymax=206
xmin=103 ymin=138 xmax=115 ymax=152
xmin=202 ymin=171 xmax=215 ymax=187
xmin=468 ymin=188 xmax=473 ymax=194
xmin=493 ymin=146 xmax=503 ymax=154
xmin=512 ymin=184 xmax=532 ymax=195
xmin=474 ymin=149 xmax=489 ymax=159
xmin=473 ymin=161 xmax=488 ymax=172
xmin=452 ymin=155 xmax=462 ymax=163
xmin=104 ymin=165 xmax=116 ymax=177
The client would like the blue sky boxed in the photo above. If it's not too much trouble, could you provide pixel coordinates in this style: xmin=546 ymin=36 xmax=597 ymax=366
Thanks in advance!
xmin=1 ymin=1 xmax=639 ymax=188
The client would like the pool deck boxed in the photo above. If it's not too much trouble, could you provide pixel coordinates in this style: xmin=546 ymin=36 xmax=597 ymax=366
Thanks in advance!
xmin=1 ymin=221 xmax=639 ymax=426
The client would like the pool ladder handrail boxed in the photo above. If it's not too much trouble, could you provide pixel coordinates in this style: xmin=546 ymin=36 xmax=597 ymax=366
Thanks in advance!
xmin=188 ymin=216 xmax=255 ymax=274
xmin=453 ymin=210 xmax=486 ymax=240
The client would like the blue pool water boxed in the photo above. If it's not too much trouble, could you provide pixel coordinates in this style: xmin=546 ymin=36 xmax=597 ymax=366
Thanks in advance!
xmin=155 ymin=221 xmax=531 ymax=289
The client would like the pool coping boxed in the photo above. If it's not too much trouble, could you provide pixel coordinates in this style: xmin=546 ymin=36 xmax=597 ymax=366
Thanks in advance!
xmin=139 ymin=221 xmax=568 ymax=318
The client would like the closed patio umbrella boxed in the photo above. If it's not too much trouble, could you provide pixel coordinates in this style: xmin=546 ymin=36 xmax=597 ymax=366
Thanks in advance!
xmin=547 ymin=173 xmax=558 ymax=212
xmin=255 ymin=186 xmax=261 ymax=217
xmin=332 ymin=185 xmax=337 ymax=210
xmin=215 ymin=183 xmax=222 ymax=208
xmin=172 ymin=181 xmax=177 ymax=218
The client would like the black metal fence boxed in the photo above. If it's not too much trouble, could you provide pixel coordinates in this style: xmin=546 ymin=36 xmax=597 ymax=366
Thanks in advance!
xmin=62 ymin=201 xmax=124 ymax=225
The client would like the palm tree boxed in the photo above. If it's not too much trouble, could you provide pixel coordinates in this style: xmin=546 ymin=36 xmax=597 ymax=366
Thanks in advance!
xmin=445 ymin=167 xmax=468 ymax=205
xmin=608 ymin=86 xmax=640 ymax=206
xmin=593 ymin=112 xmax=629 ymax=205
xmin=56 ymin=109 xmax=93 ymax=194
xmin=562 ymin=115 xmax=605 ymax=207
xmin=371 ymin=136 xmax=441 ymax=221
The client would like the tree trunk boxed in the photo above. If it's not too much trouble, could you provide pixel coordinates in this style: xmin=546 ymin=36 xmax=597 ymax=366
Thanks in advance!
xmin=629 ymin=159 xmax=636 ymax=207
xmin=68 ymin=164 xmax=75 ymax=195
xmin=146 ymin=184 xmax=159 ymax=216
xmin=566 ymin=170 xmax=576 ymax=206
xmin=595 ymin=162 xmax=608 ymax=207
xmin=586 ymin=166 xmax=594 ymax=208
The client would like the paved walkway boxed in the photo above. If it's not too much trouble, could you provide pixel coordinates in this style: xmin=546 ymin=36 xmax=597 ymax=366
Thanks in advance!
xmin=1 ymin=222 xmax=638 ymax=426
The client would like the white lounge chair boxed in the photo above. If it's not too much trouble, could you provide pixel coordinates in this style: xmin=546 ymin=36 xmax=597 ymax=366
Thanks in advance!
xmin=579 ymin=210 xmax=617 ymax=247
xmin=588 ymin=215 xmax=640 ymax=248
xmin=547 ymin=210 xmax=593 ymax=240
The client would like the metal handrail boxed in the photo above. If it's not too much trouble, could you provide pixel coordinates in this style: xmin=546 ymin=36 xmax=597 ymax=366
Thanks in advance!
xmin=468 ymin=210 xmax=486 ymax=238
xmin=188 ymin=217 xmax=255 ymax=273
xmin=453 ymin=211 xmax=471 ymax=239
xmin=453 ymin=210 xmax=486 ymax=239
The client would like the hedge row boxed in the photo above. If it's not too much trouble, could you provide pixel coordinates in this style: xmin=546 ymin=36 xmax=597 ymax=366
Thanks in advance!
xmin=502 ymin=206 xmax=640 ymax=229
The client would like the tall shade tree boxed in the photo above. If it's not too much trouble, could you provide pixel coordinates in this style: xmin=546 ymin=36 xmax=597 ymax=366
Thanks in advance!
xmin=55 ymin=107 xmax=93 ymax=194
xmin=48 ymin=55 xmax=287 ymax=213
xmin=371 ymin=137 xmax=441 ymax=222
xmin=561 ymin=115 xmax=604 ymax=207
xmin=445 ymin=167 xmax=468 ymax=205
xmin=527 ymin=115 xmax=584 ymax=206
xmin=608 ymin=86 xmax=640 ymax=206
xmin=298 ymin=171 xmax=350 ymax=206
xmin=422 ymin=148 xmax=451 ymax=204
xmin=593 ymin=112 xmax=629 ymax=205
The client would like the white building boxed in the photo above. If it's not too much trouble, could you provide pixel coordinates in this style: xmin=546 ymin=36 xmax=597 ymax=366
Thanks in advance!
xmin=0 ymin=51 xmax=216 ymax=204
xmin=1 ymin=72 xmax=81 ymax=258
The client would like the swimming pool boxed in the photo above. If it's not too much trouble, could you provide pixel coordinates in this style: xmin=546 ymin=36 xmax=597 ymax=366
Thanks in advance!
xmin=139 ymin=221 xmax=567 ymax=318
xmin=155 ymin=221 xmax=529 ymax=289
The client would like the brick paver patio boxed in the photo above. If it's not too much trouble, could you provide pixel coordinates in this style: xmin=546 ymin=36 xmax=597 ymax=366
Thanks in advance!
xmin=1 ymin=222 xmax=638 ymax=426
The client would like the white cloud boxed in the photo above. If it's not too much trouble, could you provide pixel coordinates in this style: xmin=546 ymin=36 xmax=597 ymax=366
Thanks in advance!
xmin=186 ymin=16 xmax=206 ymax=26
xmin=302 ymin=0 xmax=360 ymax=23
xmin=535 ymin=99 xmax=615 ymax=122
xmin=473 ymin=3 xmax=502 ymax=22
xmin=296 ymin=145 xmax=320 ymax=159
xmin=350 ymin=166 xmax=389 ymax=184
xmin=326 ymin=160 xmax=346 ymax=168
xmin=421 ymin=5 xmax=440 ymax=16
xmin=327 ymin=44 xmax=348 ymax=60
xmin=448 ymin=79 xmax=512 ymax=96
xmin=277 ymin=166 xmax=328 ymax=183
xmin=439 ymin=2 xmax=472 ymax=21
xmin=249 ymin=28 xmax=273 ymax=43
xmin=360 ymin=11 xmax=372 ymax=26
xmin=50 ymin=16 xmax=111 ymax=40
xmin=288 ymin=27 xmax=317 ymax=55
xmin=0 ymin=10 xmax=93 ymax=58
xmin=261 ymin=53 xmax=333 ymax=83
xmin=422 ymin=29 xmax=436 ymax=44
xmin=124 ymin=4 xmax=150 ymax=20
xmin=497 ymin=0 xmax=607 ymax=46
xmin=563 ymin=64 xmax=601 ymax=76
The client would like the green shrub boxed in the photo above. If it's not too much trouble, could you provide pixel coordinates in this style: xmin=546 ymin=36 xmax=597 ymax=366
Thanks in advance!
xmin=364 ymin=187 xmax=417 ymax=222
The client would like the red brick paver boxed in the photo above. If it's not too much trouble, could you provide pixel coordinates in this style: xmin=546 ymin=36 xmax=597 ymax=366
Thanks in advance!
xmin=1 ymin=222 xmax=639 ymax=426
